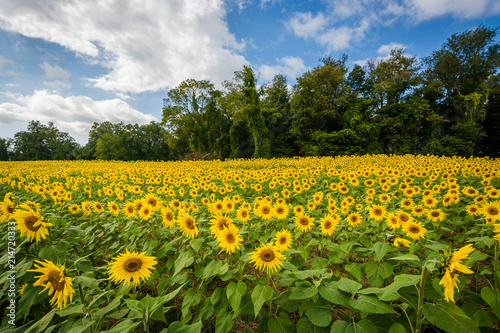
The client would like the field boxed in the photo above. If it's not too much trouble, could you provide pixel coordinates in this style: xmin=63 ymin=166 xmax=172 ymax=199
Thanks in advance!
xmin=0 ymin=155 xmax=499 ymax=333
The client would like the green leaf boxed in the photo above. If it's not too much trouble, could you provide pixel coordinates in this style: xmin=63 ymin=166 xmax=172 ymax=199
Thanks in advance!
xmin=251 ymin=284 xmax=273 ymax=315
xmin=74 ymin=275 xmax=101 ymax=290
xmin=25 ymin=308 xmax=57 ymax=333
xmin=65 ymin=320 xmax=95 ymax=333
xmin=181 ymin=289 xmax=202 ymax=321
xmin=289 ymin=281 xmax=318 ymax=300
xmin=167 ymin=320 xmax=202 ymax=333
xmin=125 ymin=299 xmax=144 ymax=320
xmin=201 ymin=259 xmax=223 ymax=281
xmin=481 ymin=287 xmax=500 ymax=319
xmin=39 ymin=244 xmax=68 ymax=264
xmin=330 ymin=319 xmax=377 ymax=333
xmin=461 ymin=301 xmax=495 ymax=327
xmin=319 ymin=283 xmax=350 ymax=308
xmin=174 ymin=250 xmax=194 ymax=276
xmin=190 ymin=238 xmax=204 ymax=252
xmin=100 ymin=319 xmax=140 ymax=333
xmin=297 ymin=317 xmax=329 ymax=333
xmin=345 ymin=262 xmax=362 ymax=281
xmin=193 ymin=298 xmax=214 ymax=323
xmin=268 ymin=312 xmax=294 ymax=333
xmin=373 ymin=242 xmax=389 ymax=261
xmin=364 ymin=261 xmax=393 ymax=287
xmin=337 ymin=277 xmax=362 ymax=295
xmin=304 ymin=300 xmax=332 ymax=327
xmin=422 ymin=301 xmax=480 ymax=333
xmin=215 ymin=309 xmax=235 ymax=333
xmin=349 ymin=295 xmax=397 ymax=314
xmin=226 ymin=281 xmax=247 ymax=312
xmin=93 ymin=295 xmax=123 ymax=321
xmin=380 ymin=274 xmax=420 ymax=301
xmin=388 ymin=322 xmax=408 ymax=333
xmin=389 ymin=254 xmax=421 ymax=263
xmin=56 ymin=304 xmax=84 ymax=317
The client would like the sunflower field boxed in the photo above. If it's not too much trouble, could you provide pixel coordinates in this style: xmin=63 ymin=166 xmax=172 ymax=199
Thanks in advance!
xmin=0 ymin=155 xmax=499 ymax=333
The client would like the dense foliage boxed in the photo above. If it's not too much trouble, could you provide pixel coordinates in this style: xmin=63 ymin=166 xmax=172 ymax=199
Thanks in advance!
xmin=1 ymin=26 xmax=499 ymax=161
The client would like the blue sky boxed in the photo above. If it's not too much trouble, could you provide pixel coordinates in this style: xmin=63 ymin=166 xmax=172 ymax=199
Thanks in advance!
xmin=1 ymin=0 xmax=499 ymax=145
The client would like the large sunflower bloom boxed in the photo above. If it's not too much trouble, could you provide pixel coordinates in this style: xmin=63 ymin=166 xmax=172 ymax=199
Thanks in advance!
xmin=210 ymin=214 xmax=233 ymax=235
xmin=0 ymin=199 xmax=16 ymax=222
xmin=216 ymin=224 xmax=243 ymax=254
xmin=294 ymin=213 xmax=314 ymax=232
xmin=347 ymin=212 xmax=363 ymax=227
xmin=439 ymin=244 xmax=474 ymax=302
xmin=320 ymin=215 xmax=338 ymax=236
xmin=368 ymin=205 xmax=386 ymax=222
xmin=178 ymin=213 xmax=199 ymax=238
xmin=15 ymin=209 xmax=53 ymax=242
xmin=28 ymin=260 xmax=75 ymax=309
xmin=108 ymin=249 xmax=157 ymax=286
xmin=250 ymin=243 xmax=285 ymax=274
xmin=482 ymin=202 xmax=500 ymax=222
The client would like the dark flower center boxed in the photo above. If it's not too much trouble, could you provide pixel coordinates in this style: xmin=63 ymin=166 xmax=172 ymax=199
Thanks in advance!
xmin=124 ymin=258 xmax=143 ymax=272
xmin=48 ymin=271 xmax=66 ymax=291
xmin=25 ymin=216 xmax=41 ymax=231
xmin=261 ymin=249 xmax=275 ymax=262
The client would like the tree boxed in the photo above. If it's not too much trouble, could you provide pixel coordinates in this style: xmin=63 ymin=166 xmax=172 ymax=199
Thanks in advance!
xmin=162 ymin=79 xmax=228 ymax=158
xmin=291 ymin=56 xmax=349 ymax=155
xmin=0 ymin=138 xmax=11 ymax=161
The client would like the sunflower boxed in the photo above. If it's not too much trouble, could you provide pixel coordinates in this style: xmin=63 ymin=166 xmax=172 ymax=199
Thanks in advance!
xmin=15 ymin=209 xmax=53 ymax=242
xmin=396 ymin=210 xmax=413 ymax=226
xmin=250 ymin=243 xmax=285 ymax=274
xmin=427 ymin=208 xmax=446 ymax=223
xmin=412 ymin=205 xmax=426 ymax=217
xmin=108 ymin=249 xmax=157 ymax=286
xmin=368 ymin=205 xmax=386 ymax=221
xmin=403 ymin=221 xmax=427 ymax=240
xmin=320 ymin=215 xmax=338 ymax=236
xmin=108 ymin=202 xmax=120 ymax=215
xmin=347 ymin=212 xmax=363 ymax=227
xmin=400 ymin=198 xmax=414 ymax=210
xmin=68 ymin=204 xmax=80 ymax=214
xmin=178 ymin=213 xmax=199 ymax=238
xmin=138 ymin=204 xmax=154 ymax=220
xmin=294 ymin=213 xmax=314 ymax=232
xmin=236 ymin=205 xmax=251 ymax=223
xmin=423 ymin=196 xmax=438 ymax=208
xmin=210 ymin=213 xmax=233 ymax=235
xmin=439 ymin=244 xmax=474 ymax=302
xmin=20 ymin=200 xmax=40 ymax=212
xmin=161 ymin=208 xmax=176 ymax=228
xmin=482 ymin=202 xmax=500 ymax=222
xmin=123 ymin=202 xmax=136 ymax=218
xmin=466 ymin=204 xmax=480 ymax=216
xmin=274 ymin=229 xmax=293 ymax=252
xmin=273 ymin=203 xmax=289 ymax=220
xmin=293 ymin=205 xmax=305 ymax=216
xmin=223 ymin=200 xmax=235 ymax=214
xmin=393 ymin=237 xmax=411 ymax=247
xmin=28 ymin=260 xmax=75 ymax=309
xmin=0 ymin=199 xmax=16 ymax=222
xmin=216 ymin=224 xmax=243 ymax=254
xmin=255 ymin=202 xmax=273 ymax=220
xmin=144 ymin=193 xmax=160 ymax=211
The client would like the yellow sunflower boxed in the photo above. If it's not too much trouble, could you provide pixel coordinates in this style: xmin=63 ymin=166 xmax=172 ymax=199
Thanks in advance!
xmin=393 ymin=237 xmax=411 ymax=247
xmin=107 ymin=202 xmax=120 ymax=215
xmin=92 ymin=201 xmax=105 ymax=214
xmin=250 ymin=243 xmax=285 ymax=274
xmin=0 ymin=199 xmax=16 ymax=222
xmin=273 ymin=203 xmax=289 ymax=220
xmin=255 ymin=202 xmax=273 ymax=220
xmin=216 ymin=224 xmax=243 ymax=254
xmin=439 ymin=244 xmax=474 ymax=302
xmin=15 ymin=209 xmax=53 ymax=242
xmin=28 ymin=260 xmax=75 ymax=309
xmin=236 ymin=205 xmax=251 ymax=223
xmin=368 ymin=205 xmax=386 ymax=222
xmin=138 ymin=204 xmax=154 ymax=220
xmin=427 ymin=208 xmax=446 ymax=223
xmin=68 ymin=204 xmax=80 ymax=214
xmin=123 ymin=202 xmax=136 ymax=218
xmin=294 ymin=213 xmax=314 ymax=232
xmin=482 ymin=202 xmax=500 ymax=222
xmin=347 ymin=212 xmax=363 ymax=227
xmin=403 ymin=221 xmax=427 ymax=240
xmin=161 ymin=208 xmax=176 ymax=228
xmin=274 ymin=229 xmax=293 ymax=252
xmin=178 ymin=213 xmax=199 ymax=238
xmin=320 ymin=215 xmax=338 ymax=236
xmin=210 ymin=214 xmax=233 ymax=235
xmin=108 ymin=249 xmax=157 ymax=286
xmin=466 ymin=204 xmax=480 ymax=216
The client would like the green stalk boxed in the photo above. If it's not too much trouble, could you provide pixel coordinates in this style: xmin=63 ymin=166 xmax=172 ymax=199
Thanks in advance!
xmin=494 ymin=242 xmax=499 ymax=291
xmin=78 ymin=284 xmax=95 ymax=333
xmin=415 ymin=266 xmax=427 ymax=333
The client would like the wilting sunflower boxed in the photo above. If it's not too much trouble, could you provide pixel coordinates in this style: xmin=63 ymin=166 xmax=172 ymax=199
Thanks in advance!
xmin=274 ymin=229 xmax=293 ymax=252
xmin=439 ymin=244 xmax=474 ymax=302
xmin=15 ymin=209 xmax=53 ymax=242
xmin=28 ymin=260 xmax=75 ymax=309
xmin=393 ymin=237 xmax=411 ymax=247
xmin=368 ymin=205 xmax=386 ymax=221
xmin=320 ymin=215 xmax=338 ymax=236
xmin=216 ymin=224 xmax=243 ymax=254
xmin=294 ymin=213 xmax=314 ymax=232
xmin=250 ymin=243 xmax=285 ymax=274
xmin=108 ymin=249 xmax=157 ymax=286
xmin=403 ymin=221 xmax=427 ymax=240
xmin=178 ymin=213 xmax=199 ymax=238
xmin=427 ymin=208 xmax=446 ymax=223
xmin=347 ymin=212 xmax=363 ymax=227
xmin=482 ymin=202 xmax=500 ymax=222
xmin=161 ymin=208 xmax=176 ymax=228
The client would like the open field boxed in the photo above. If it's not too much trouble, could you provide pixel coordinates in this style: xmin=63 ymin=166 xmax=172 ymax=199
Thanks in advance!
xmin=1 ymin=155 xmax=499 ymax=332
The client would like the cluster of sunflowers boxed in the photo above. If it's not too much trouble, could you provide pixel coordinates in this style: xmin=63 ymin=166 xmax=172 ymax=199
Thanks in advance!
xmin=0 ymin=155 xmax=499 ymax=327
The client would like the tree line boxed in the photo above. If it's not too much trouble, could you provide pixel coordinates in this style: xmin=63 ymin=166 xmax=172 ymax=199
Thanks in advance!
xmin=1 ymin=26 xmax=499 ymax=161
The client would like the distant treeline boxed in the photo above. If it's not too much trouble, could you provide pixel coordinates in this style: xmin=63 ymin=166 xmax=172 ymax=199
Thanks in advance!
xmin=1 ymin=26 xmax=499 ymax=161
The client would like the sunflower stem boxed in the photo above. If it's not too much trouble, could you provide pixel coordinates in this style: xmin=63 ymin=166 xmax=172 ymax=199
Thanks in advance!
xmin=494 ymin=242 xmax=499 ymax=291
xmin=415 ymin=265 xmax=427 ymax=333
xmin=48 ymin=227 xmax=53 ymax=246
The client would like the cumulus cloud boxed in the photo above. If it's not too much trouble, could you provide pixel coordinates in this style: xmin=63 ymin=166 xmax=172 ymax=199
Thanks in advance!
xmin=258 ymin=56 xmax=308 ymax=82
xmin=0 ymin=0 xmax=248 ymax=93
xmin=0 ymin=90 xmax=156 ymax=143
xmin=406 ymin=0 xmax=499 ymax=21
xmin=354 ymin=42 xmax=411 ymax=67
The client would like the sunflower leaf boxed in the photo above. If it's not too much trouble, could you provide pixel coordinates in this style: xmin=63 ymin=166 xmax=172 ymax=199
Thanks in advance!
xmin=251 ymin=284 xmax=273 ymax=315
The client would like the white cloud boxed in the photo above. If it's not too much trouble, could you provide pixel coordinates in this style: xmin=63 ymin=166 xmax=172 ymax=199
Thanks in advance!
xmin=377 ymin=42 xmax=408 ymax=56
xmin=258 ymin=56 xmax=308 ymax=82
xmin=0 ymin=90 xmax=156 ymax=144
xmin=40 ymin=62 xmax=69 ymax=80
xmin=43 ymin=80 xmax=72 ymax=89
xmin=406 ymin=0 xmax=499 ymax=21
xmin=287 ymin=12 xmax=328 ymax=39
xmin=0 ymin=0 xmax=249 ymax=93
